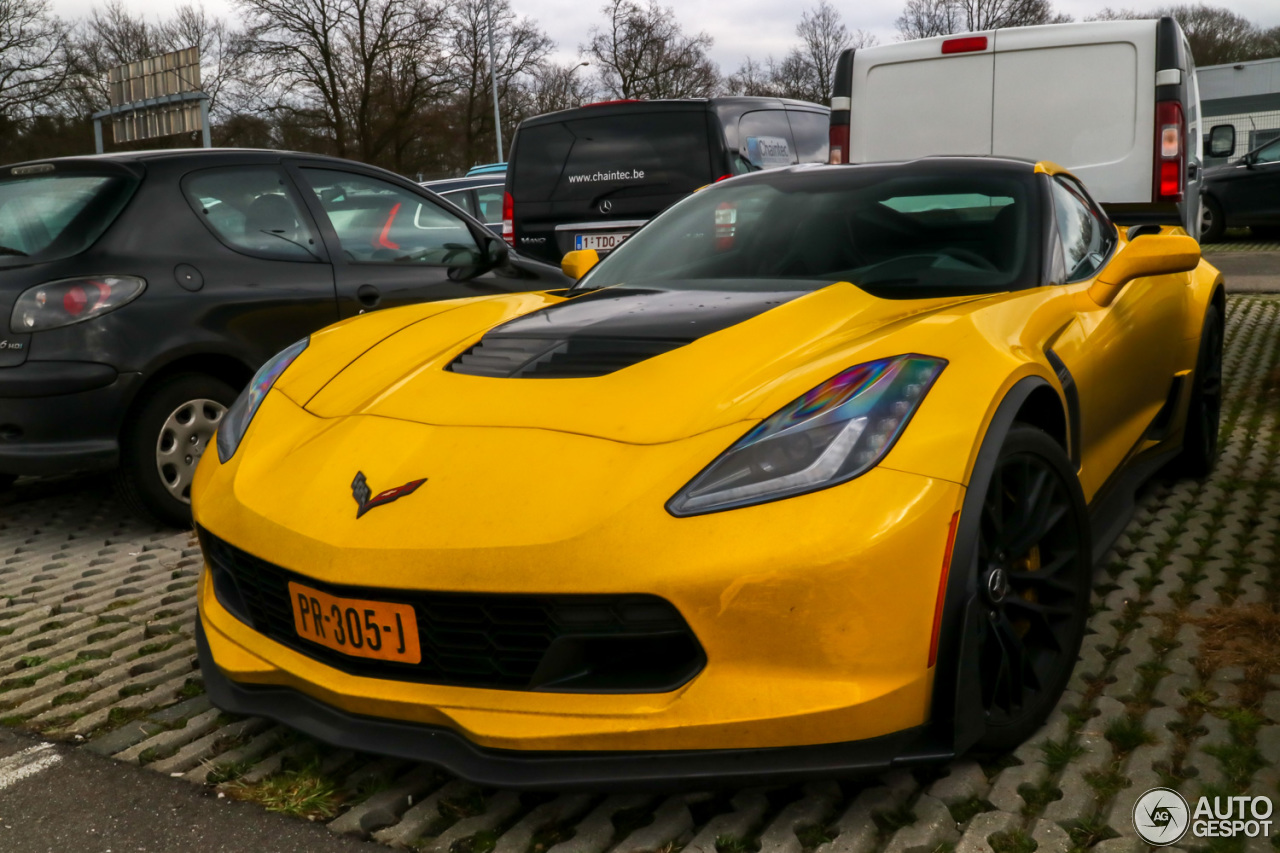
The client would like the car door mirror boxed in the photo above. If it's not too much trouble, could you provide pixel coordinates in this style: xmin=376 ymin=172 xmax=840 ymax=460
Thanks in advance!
xmin=1208 ymin=124 xmax=1235 ymax=159
xmin=482 ymin=234 xmax=509 ymax=268
xmin=561 ymin=249 xmax=599 ymax=280
xmin=1089 ymin=234 xmax=1200 ymax=306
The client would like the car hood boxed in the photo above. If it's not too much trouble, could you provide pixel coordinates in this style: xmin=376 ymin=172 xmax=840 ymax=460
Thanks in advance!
xmin=280 ymin=283 xmax=984 ymax=444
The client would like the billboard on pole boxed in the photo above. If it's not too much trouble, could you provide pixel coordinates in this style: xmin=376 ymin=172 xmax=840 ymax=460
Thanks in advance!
xmin=106 ymin=47 xmax=204 ymax=144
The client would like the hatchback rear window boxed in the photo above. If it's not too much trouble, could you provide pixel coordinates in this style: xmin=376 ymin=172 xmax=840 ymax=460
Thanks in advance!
xmin=512 ymin=111 xmax=714 ymax=202
xmin=0 ymin=171 xmax=138 ymax=267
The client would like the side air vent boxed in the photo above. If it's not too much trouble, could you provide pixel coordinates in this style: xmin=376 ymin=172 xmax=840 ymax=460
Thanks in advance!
xmin=449 ymin=335 xmax=691 ymax=378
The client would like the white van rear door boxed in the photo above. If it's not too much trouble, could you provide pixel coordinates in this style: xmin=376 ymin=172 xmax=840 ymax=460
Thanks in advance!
xmin=850 ymin=34 xmax=995 ymax=163
xmin=991 ymin=21 xmax=1157 ymax=204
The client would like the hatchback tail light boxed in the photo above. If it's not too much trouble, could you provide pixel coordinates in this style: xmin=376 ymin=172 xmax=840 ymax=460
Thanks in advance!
xmin=1154 ymin=100 xmax=1185 ymax=203
xmin=10 ymin=276 xmax=146 ymax=333
xmin=502 ymin=191 xmax=514 ymax=246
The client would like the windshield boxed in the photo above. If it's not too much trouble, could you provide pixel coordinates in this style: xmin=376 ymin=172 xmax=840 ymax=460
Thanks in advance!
xmin=574 ymin=164 xmax=1042 ymax=299
xmin=0 ymin=171 xmax=139 ymax=267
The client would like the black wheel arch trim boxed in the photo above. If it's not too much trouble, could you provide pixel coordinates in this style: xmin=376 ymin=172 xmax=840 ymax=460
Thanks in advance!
xmin=929 ymin=374 xmax=1086 ymax=753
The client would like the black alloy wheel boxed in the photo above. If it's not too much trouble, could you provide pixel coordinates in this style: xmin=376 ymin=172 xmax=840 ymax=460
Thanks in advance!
xmin=973 ymin=425 xmax=1091 ymax=752
xmin=1173 ymin=303 xmax=1224 ymax=479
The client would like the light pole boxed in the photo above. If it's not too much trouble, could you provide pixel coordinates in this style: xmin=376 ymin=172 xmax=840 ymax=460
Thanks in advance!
xmin=487 ymin=0 xmax=503 ymax=163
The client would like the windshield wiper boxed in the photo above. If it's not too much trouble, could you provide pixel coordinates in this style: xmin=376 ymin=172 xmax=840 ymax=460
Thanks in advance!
xmin=0 ymin=245 xmax=29 ymax=256
xmin=258 ymin=230 xmax=320 ymax=261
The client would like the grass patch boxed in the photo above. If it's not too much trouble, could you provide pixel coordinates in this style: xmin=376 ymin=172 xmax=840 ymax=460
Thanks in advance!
xmin=873 ymin=804 xmax=917 ymax=834
xmin=76 ymin=649 xmax=111 ymax=662
xmin=1041 ymin=739 xmax=1086 ymax=773
xmin=1105 ymin=716 xmax=1156 ymax=753
xmin=715 ymin=837 xmax=754 ymax=853
xmin=106 ymin=706 xmax=148 ymax=727
xmin=205 ymin=758 xmax=255 ymax=785
xmin=796 ymin=824 xmax=836 ymax=848
xmin=440 ymin=790 xmax=487 ymax=820
xmin=0 ymin=714 xmax=30 ymax=727
xmin=105 ymin=598 xmax=138 ymax=611
xmin=132 ymin=640 xmax=178 ymax=658
xmin=50 ymin=690 xmax=89 ymax=707
xmin=1194 ymin=604 xmax=1280 ymax=705
xmin=1204 ymin=742 xmax=1266 ymax=792
xmin=177 ymin=679 xmax=204 ymax=700
xmin=1083 ymin=769 xmax=1128 ymax=803
xmin=63 ymin=670 xmax=94 ymax=685
xmin=221 ymin=759 xmax=344 ymax=820
xmin=1068 ymin=815 xmax=1118 ymax=851
xmin=989 ymin=830 xmax=1037 ymax=853
xmin=948 ymin=797 xmax=994 ymax=825
xmin=118 ymin=684 xmax=153 ymax=698
xmin=1017 ymin=780 xmax=1061 ymax=815
xmin=448 ymin=829 xmax=501 ymax=853
xmin=17 ymin=655 xmax=44 ymax=669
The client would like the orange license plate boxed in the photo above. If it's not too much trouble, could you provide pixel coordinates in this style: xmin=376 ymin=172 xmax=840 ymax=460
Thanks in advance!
xmin=288 ymin=582 xmax=421 ymax=664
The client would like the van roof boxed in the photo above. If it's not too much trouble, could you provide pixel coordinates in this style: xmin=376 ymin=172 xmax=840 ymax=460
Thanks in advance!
xmin=519 ymin=96 xmax=828 ymax=129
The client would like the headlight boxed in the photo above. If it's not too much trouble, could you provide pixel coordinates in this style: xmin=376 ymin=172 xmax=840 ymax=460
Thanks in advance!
xmin=667 ymin=354 xmax=946 ymax=515
xmin=10 ymin=276 xmax=146 ymax=332
xmin=216 ymin=337 xmax=310 ymax=463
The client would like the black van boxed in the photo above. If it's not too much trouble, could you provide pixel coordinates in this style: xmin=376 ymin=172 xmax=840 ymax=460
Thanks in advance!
xmin=503 ymin=97 xmax=831 ymax=264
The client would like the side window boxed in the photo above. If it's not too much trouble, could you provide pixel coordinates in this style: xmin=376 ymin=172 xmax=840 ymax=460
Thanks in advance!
xmin=300 ymin=169 xmax=480 ymax=265
xmin=786 ymin=110 xmax=830 ymax=164
xmin=440 ymin=189 xmax=476 ymax=216
xmin=1256 ymin=139 xmax=1280 ymax=165
xmin=475 ymin=187 xmax=503 ymax=223
xmin=182 ymin=167 xmax=320 ymax=262
xmin=1050 ymin=177 xmax=1113 ymax=282
xmin=735 ymin=110 xmax=797 ymax=174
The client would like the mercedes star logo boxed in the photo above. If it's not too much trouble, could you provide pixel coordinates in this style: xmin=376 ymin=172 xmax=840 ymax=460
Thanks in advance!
xmin=599 ymin=200 xmax=613 ymax=214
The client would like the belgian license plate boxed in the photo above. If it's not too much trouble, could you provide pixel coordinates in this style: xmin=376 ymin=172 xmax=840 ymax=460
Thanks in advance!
xmin=575 ymin=232 xmax=628 ymax=252
xmin=288 ymin=581 xmax=421 ymax=664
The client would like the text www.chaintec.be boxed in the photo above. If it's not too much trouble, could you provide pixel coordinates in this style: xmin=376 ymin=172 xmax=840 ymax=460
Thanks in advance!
xmin=567 ymin=169 xmax=646 ymax=184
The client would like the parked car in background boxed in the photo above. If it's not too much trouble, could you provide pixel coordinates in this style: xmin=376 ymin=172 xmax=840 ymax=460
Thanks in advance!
xmin=0 ymin=149 xmax=566 ymax=524
xmin=421 ymin=168 xmax=506 ymax=235
xmin=504 ymin=97 xmax=831 ymax=264
xmin=829 ymin=17 xmax=1204 ymax=238
xmin=1200 ymin=130 xmax=1280 ymax=242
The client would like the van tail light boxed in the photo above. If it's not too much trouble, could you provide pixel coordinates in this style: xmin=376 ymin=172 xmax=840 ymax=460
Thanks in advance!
xmin=941 ymin=36 xmax=988 ymax=54
xmin=502 ymin=191 xmax=514 ymax=246
xmin=829 ymin=122 xmax=850 ymax=164
xmin=1154 ymin=100 xmax=1185 ymax=203
xmin=714 ymin=202 xmax=737 ymax=250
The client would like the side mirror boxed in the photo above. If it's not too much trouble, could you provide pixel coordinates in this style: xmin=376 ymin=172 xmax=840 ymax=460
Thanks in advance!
xmin=483 ymin=235 xmax=509 ymax=267
xmin=1208 ymin=124 xmax=1235 ymax=159
xmin=1089 ymin=234 xmax=1200 ymax=306
xmin=561 ymin=248 xmax=599 ymax=280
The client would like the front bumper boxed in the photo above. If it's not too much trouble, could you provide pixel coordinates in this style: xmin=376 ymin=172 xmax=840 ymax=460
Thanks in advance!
xmin=197 ymin=621 xmax=950 ymax=789
xmin=194 ymin=392 xmax=967 ymax=766
xmin=0 ymin=361 xmax=140 ymax=475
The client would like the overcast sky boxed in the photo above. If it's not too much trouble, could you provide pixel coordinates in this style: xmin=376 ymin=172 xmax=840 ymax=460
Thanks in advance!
xmin=51 ymin=0 xmax=1280 ymax=72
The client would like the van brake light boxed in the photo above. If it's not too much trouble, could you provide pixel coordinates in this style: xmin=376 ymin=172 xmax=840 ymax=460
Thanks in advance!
xmin=502 ymin=191 xmax=514 ymax=246
xmin=942 ymin=36 xmax=988 ymax=54
xmin=829 ymin=123 xmax=850 ymax=164
xmin=1154 ymin=101 xmax=1185 ymax=203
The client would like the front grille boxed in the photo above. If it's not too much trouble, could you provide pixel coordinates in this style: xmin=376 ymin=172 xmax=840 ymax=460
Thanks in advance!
xmin=198 ymin=529 xmax=705 ymax=693
xmin=448 ymin=335 xmax=690 ymax=378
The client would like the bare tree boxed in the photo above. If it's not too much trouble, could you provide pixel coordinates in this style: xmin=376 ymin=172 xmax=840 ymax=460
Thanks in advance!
xmin=583 ymin=0 xmax=719 ymax=99
xmin=1091 ymin=4 xmax=1274 ymax=66
xmin=158 ymin=6 xmax=250 ymax=117
xmin=237 ymin=0 xmax=450 ymax=165
xmin=896 ymin=0 xmax=1069 ymax=39
xmin=445 ymin=0 xmax=552 ymax=169
xmin=0 ymin=0 xmax=72 ymax=117
xmin=517 ymin=59 xmax=594 ymax=117
xmin=727 ymin=2 xmax=874 ymax=104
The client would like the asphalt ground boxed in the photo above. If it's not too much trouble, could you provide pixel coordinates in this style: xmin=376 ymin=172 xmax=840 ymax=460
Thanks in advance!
xmin=0 ymin=290 xmax=1279 ymax=853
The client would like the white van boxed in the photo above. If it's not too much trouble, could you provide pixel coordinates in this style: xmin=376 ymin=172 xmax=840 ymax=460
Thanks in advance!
xmin=828 ymin=18 xmax=1202 ymax=238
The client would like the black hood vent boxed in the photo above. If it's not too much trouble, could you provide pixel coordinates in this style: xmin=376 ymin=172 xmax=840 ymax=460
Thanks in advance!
xmin=447 ymin=286 xmax=803 ymax=379
xmin=451 ymin=335 xmax=691 ymax=378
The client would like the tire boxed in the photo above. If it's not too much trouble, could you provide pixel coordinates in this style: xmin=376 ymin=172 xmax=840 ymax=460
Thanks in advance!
xmin=114 ymin=373 xmax=236 ymax=528
xmin=1172 ymin=303 xmax=1224 ymax=479
xmin=969 ymin=425 xmax=1092 ymax=754
xmin=1200 ymin=196 xmax=1225 ymax=243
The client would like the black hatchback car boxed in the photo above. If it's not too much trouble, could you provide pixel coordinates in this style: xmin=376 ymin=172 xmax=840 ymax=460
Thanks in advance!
xmin=0 ymin=149 xmax=566 ymax=525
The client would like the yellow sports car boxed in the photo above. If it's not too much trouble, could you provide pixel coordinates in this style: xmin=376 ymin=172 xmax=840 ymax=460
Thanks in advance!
xmin=192 ymin=157 xmax=1221 ymax=787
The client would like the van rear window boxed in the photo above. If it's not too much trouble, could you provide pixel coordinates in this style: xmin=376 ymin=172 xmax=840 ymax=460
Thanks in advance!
xmin=512 ymin=112 xmax=714 ymax=202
